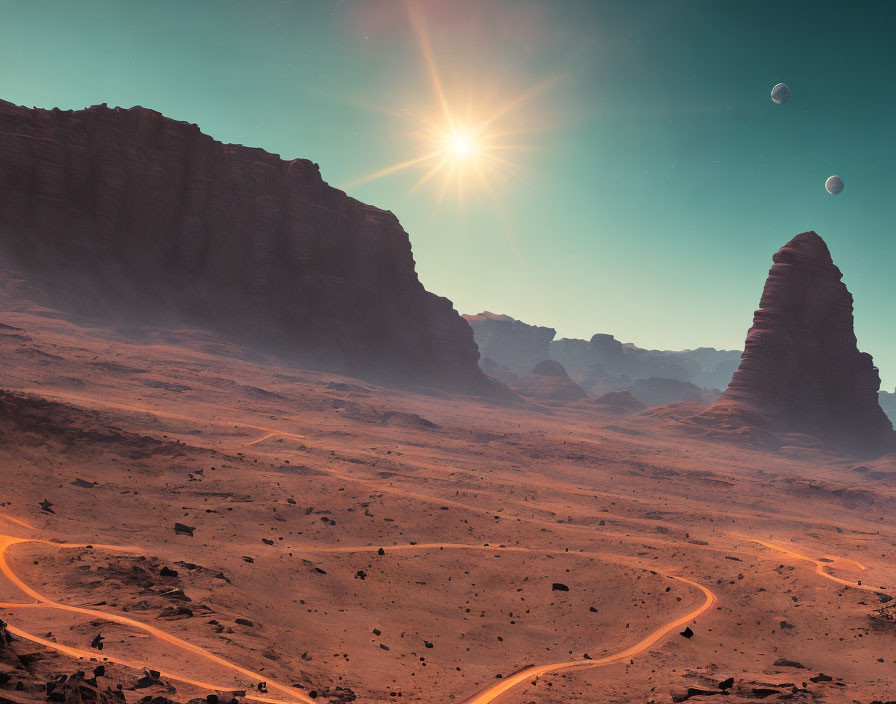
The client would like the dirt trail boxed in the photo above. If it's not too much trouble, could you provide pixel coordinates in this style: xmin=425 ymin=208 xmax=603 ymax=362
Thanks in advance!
xmin=0 ymin=528 xmax=719 ymax=704
xmin=732 ymin=534 xmax=883 ymax=592
xmin=0 ymin=534 xmax=314 ymax=704
xmin=458 ymin=574 xmax=715 ymax=704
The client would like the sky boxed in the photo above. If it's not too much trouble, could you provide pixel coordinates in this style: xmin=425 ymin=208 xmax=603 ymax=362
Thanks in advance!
xmin=2 ymin=0 xmax=895 ymax=386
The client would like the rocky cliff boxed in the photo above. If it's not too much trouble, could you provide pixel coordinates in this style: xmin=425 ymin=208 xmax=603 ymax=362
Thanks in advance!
xmin=0 ymin=100 xmax=494 ymax=393
xmin=703 ymin=231 xmax=895 ymax=456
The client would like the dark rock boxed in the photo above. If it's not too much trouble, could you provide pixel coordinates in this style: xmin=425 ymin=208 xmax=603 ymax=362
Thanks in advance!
xmin=89 ymin=634 xmax=104 ymax=650
xmin=133 ymin=670 xmax=160 ymax=689
xmin=671 ymin=688 xmax=723 ymax=702
xmin=174 ymin=523 xmax=194 ymax=536
xmin=157 ymin=588 xmax=190 ymax=602
xmin=809 ymin=673 xmax=833 ymax=683
xmin=71 ymin=478 xmax=95 ymax=488
xmin=679 ymin=626 xmax=693 ymax=638
xmin=551 ymin=583 xmax=570 ymax=592
xmin=751 ymin=688 xmax=781 ymax=698
xmin=718 ymin=676 xmax=734 ymax=690
xmin=773 ymin=658 xmax=805 ymax=668
xmin=159 ymin=567 xmax=178 ymax=578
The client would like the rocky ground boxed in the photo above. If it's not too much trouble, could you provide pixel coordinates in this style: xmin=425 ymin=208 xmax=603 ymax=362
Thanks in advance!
xmin=0 ymin=300 xmax=895 ymax=704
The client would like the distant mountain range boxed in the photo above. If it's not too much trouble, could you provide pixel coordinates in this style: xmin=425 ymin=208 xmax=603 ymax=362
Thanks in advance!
xmin=463 ymin=311 xmax=740 ymax=405
xmin=463 ymin=309 xmax=896 ymax=429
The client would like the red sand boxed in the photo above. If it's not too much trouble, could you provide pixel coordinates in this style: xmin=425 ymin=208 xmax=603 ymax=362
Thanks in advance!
xmin=0 ymin=304 xmax=894 ymax=703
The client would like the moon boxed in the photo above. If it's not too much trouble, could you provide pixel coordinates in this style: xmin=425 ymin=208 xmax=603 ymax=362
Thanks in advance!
xmin=771 ymin=83 xmax=790 ymax=104
xmin=825 ymin=175 xmax=844 ymax=195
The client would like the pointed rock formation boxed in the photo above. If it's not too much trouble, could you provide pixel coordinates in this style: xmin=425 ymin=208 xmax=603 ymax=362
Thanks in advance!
xmin=703 ymin=231 xmax=894 ymax=456
xmin=0 ymin=100 xmax=495 ymax=393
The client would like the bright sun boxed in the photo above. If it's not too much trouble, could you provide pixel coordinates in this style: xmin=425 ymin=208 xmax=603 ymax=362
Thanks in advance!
xmin=347 ymin=3 xmax=554 ymax=203
xmin=449 ymin=132 xmax=476 ymax=159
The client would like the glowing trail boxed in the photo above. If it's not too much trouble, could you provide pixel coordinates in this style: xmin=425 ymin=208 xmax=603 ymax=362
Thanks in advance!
xmin=733 ymin=534 xmax=880 ymax=592
xmin=0 ymin=535 xmax=313 ymax=704
xmin=459 ymin=575 xmax=715 ymax=704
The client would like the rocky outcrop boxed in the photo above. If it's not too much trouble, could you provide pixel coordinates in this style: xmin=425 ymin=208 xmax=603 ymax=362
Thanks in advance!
xmin=530 ymin=359 xmax=568 ymax=377
xmin=630 ymin=377 xmax=719 ymax=407
xmin=591 ymin=390 xmax=647 ymax=414
xmin=464 ymin=312 xmax=556 ymax=378
xmin=702 ymin=231 xmax=895 ymax=456
xmin=510 ymin=360 xmax=587 ymax=402
xmin=0 ymin=100 xmax=494 ymax=393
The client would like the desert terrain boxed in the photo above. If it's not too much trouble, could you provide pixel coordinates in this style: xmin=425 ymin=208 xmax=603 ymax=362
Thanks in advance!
xmin=1 ymin=289 xmax=894 ymax=704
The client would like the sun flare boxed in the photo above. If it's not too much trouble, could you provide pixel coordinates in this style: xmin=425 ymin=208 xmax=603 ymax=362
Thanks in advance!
xmin=449 ymin=132 xmax=476 ymax=159
xmin=346 ymin=3 xmax=555 ymax=204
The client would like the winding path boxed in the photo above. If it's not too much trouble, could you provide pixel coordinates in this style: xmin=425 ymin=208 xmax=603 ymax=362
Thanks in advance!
xmin=0 ymin=517 xmax=718 ymax=704
xmin=0 ymin=534 xmax=313 ymax=704
xmin=0 ymin=389 xmax=883 ymax=703
xmin=733 ymin=534 xmax=880 ymax=593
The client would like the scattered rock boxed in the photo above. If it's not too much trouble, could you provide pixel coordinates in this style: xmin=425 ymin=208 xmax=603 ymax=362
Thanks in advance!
xmin=773 ymin=658 xmax=805 ymax=668
xmin=718 ymin=676 xmax=734 ymax=690
xmin=174 ymin=523 xmax=195 ymax=536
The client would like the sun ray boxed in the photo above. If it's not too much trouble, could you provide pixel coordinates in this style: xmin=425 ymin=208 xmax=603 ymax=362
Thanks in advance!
xmin=406 ymin=0 xmax=454 ymax=130
xmin=407 ymin=157 xmax=450 ymax=195
xmin=479 ymin=77 xmax=561 ymax=128
xmin=345 ymin=151 xmax=442 ymax=187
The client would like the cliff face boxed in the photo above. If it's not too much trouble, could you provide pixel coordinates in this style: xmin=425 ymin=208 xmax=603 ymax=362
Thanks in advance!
xmin=706 ymin=231 xmax=895 ymax=456
xmin=0 ymin=100 xmax=493 ymax=393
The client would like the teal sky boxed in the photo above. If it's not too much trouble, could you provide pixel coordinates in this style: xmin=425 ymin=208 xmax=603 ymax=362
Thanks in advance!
xmin=2 ymin=0 xmax=895 ymax=387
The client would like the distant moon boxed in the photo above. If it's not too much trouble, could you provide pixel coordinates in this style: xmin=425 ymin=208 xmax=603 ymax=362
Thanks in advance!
xmin=771 ymin=83 xmax=790 ymax=104
xmin=825 ymin=175 xmax=844 ymax=195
